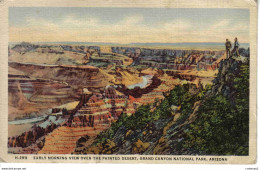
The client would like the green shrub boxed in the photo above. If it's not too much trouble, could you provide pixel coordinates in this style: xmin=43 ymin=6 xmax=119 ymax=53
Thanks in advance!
xmin=183 ymin=63 xmax=249 ymax=155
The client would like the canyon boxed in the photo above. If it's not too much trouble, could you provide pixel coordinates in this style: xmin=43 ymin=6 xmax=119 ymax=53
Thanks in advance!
xmin=8 ymin=42 xmax=235 ymax=154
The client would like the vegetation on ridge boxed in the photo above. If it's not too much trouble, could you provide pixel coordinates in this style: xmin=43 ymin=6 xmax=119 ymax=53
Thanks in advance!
xmin=183 ymin=63 xmax=249 ymax=155
xmin=81 ymin=58 xmax=249 ymax=155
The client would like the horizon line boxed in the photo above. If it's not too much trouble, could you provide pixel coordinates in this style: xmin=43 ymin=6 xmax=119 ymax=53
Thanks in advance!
xmin=8 ymin=41 xmax=250 ymax=44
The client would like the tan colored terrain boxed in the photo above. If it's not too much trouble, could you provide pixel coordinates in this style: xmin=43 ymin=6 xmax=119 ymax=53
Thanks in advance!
xmin=38 ymin=125 xmax=109 ymax=154
xmin=9 ymin=48 xmax=86 ymax=65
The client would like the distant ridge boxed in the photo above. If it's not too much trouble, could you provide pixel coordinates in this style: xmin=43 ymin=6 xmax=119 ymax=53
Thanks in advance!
xmin=9 ymin=42 xmax=250 ymax=50
xmin=9 ymin=41 xmax=120 ymax=46
xmin=129 ymin=42 xmax=250 ymax=48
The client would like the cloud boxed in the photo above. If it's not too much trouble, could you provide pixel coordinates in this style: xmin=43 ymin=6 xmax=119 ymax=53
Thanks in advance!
xmin=119 ymin=15 xmax=144 ymax=25
xmin=62 ymin=15 xmax=99 ymax=28
xmin=209 ymin=19 xmax=248 ymax=33
xmin=163 ymin=19 xmax=192 ymax=31
xmin=25 ymin=16 xmax=58 ymax=30
xmin=211 ymin=19 xmax=231 ymax=30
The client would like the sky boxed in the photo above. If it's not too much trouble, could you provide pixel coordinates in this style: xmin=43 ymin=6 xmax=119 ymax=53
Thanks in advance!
xmin=9 ymin=7 xmax=250 ymax=43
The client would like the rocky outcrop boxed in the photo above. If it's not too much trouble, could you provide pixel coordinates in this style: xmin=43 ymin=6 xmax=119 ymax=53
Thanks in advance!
xmin=12 ymin=42 xmax=39 ymax=54
xmin=89 ymin=58 xmax=123 ymax=65
xmin=8 ymin=122 xmax=58 ymax=149
xmin=8 ymin=62 xmax=111 ymax=88
xmin=112 ymin=46 xmax=223 ymax=70
xmin=211 ymin=56 xmax=248 ymax=100
xmin=115 ymin=76 xmax=162 ymax=98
